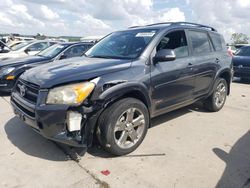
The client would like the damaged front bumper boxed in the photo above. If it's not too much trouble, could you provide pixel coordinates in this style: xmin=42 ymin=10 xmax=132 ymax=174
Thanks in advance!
xmin=11 ymin=89 xmax=102 ymax=148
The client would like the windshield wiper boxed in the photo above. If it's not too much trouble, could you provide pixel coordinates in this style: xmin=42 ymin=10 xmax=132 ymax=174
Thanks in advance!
xmin=89 ymin=55 xmax=116 ymax=59
xmin=88 ymin=55 xmax=132 ymax=60
xmin=36 ymin=54 xmax=48 ymax=58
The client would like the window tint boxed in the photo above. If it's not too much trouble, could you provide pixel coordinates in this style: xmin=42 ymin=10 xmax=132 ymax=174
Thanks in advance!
xmin=63 ymin=45 xmax=88 ymax=58
xmin=28 ymin=42 xmax=48 ymax=51
xmin=189 ymin=31 xmax=211 ymax=54
xmin=210 ymin=33 xmax=223 ymax=51
xmin=157 ymin=30 xmax=188 ymax=58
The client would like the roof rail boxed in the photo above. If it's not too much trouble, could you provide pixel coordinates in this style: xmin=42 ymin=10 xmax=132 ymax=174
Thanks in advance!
xmin=146 ymin=22 xmax=173 ymax=27
xmin=145 ymin=22 xmax=217 ymax=32
xmin=172 ymin=22 xmax=217 ymax=31
xmin=129 ymin=26 xmax=141 ymax=29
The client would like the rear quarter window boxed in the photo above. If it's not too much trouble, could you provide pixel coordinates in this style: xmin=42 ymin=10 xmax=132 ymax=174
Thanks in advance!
xmin=210 ymin=33 xmax=223 ymax=51
xmin=188 ymin=30 xmax=212 ymax=54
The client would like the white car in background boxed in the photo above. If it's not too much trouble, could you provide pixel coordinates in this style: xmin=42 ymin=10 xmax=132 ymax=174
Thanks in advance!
xmin=0 ymin=41 xmax=27 ymax=53
xmin=0 ymin=40 xmax=56 ymax=61
xmin=8 ymin=41 xmax=27 ymax=49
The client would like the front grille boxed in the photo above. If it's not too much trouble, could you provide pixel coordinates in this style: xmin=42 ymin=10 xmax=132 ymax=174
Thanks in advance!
xmin=12 ymin=98 xmax=35 ymax=118
xmin=15 ymin=79 xmax=39 ymax=104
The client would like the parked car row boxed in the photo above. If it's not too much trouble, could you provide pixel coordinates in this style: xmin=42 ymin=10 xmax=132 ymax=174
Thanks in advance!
xmin=1 ymin=22 xmax=233 ymax=156
xmin=0 ymin=42 xmax=94 ymax=92
xmin=0 ymin=40 xmax=57 ymax=61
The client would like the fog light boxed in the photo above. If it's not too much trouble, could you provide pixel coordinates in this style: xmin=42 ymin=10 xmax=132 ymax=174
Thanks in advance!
xmin=67 ymin=111 xmax=82 ymax=132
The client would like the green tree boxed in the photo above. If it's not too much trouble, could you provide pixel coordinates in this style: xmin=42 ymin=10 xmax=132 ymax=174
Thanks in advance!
xmin=231 ymin=33 xmax=249 ymax=44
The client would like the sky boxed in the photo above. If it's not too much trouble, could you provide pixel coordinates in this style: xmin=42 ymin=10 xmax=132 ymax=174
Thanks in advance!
xmin=1 ymin=0 xmax=250 ymax=42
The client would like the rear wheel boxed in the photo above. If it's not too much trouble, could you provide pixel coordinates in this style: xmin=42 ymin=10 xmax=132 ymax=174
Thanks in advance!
xmin=96 ymin=98 xmax=149 ymax=156
xmin=204 ymin=78 xmax=228 ymax=112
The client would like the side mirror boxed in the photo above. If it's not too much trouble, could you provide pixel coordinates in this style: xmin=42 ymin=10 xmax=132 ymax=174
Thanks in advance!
xmin=24 ymin=48 xmax=31 ymax=54
xmin=153 ymin=49 xmax=176 ymax=63
xmin=59 ymin=54 xmax=67 ymax=60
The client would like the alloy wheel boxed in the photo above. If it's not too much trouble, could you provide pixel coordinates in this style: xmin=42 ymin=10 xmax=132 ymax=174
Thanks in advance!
xmin=114 ymin=108 xmax=146 ymax=149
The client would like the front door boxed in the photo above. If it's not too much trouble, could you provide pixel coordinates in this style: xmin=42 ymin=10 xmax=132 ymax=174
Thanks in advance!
xmin=150 ymin=30 xmax=195 ymax=116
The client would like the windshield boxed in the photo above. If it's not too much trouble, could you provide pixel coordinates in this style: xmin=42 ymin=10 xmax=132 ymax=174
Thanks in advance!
xmin=37 ymin=44 xmax=68 ymax=58
xmin=9 ymin=42 xmax=22 ymax=48
xmin=235 ymin=46 xmax=250 ymax=56
xmin=11 ymin=41 xmax=31 ymax=51
xmin=85 ymin=29 xmax=158 ymax=59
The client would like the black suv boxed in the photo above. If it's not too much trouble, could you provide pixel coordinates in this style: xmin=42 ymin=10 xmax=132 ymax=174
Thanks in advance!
xmin=11 ymin=22 xmax=232 ymax=156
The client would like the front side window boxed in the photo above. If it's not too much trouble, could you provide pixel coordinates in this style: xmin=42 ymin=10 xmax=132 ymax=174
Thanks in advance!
xmin=156 ymin=30 xmax=188 ymax=58
xmin=63 ymin=45 xmax=88 ymax=58
xmin=85 ymin=29 xmax=158 ymax=59
xmin=189 ymin=30 xmax=212 ymax=54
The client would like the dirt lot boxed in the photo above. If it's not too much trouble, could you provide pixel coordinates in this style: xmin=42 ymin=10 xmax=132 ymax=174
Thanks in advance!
xmin=0 ymin=80 xmax=250 ymax=188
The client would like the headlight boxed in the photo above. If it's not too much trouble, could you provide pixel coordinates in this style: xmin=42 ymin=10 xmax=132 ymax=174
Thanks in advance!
xmin=0 ymin=67 xmax=15 ymax=77
xmin=46 ymin=82 xmax=96 ymax=105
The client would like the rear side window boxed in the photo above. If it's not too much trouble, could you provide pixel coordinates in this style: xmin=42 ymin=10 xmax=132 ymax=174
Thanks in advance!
xmin=210 ymin=33 xmax=223 ymax=51
xmin=188 ymin=30 xmax=212 ymax=54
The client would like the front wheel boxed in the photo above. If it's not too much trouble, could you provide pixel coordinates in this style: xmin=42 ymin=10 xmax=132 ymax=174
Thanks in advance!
xmin=204 ymin=78 xmax=228 ymax=112
xmin=96 ymin=98 xmax=149 ymax=156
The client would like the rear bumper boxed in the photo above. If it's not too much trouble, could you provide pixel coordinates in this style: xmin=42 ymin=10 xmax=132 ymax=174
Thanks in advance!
xmin=11 ymin=91 xmax=102 ymax=148
xmin=233 ymin=66 xmax=250 ymax=78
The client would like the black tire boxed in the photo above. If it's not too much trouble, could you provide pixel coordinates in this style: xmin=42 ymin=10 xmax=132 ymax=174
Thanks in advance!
xmin=204 ymin=78 xmax=228 ymax=112
xmin=96 ymin=98 xmax=149 ymax=156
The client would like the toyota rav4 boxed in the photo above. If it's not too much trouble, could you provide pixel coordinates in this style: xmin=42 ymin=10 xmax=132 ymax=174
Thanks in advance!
xmin=11 ymin=22 xmax=233 ymax=156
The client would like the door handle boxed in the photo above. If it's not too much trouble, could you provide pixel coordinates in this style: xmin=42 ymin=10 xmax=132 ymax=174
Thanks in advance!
xmin=215 ymin=58 xmax=220 ymax=63
xmin=187 ymin=63 xmax=193 ymax=70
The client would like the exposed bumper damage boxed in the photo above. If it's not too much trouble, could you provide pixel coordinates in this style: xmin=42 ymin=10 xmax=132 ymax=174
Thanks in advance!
xmin=11 ymin=90 xmax=103 ymax=148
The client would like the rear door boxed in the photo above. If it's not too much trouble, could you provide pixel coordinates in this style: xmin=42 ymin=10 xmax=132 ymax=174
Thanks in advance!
xmin=187 ymin=30 xmax=218 ymax=98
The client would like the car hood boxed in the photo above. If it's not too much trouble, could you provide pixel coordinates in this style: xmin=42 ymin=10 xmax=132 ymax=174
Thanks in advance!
xmin=232 ymin=56 xmax=250 ymax=67
xmin=0 ymin=55 xmax=50 ymax=68
xmin=0 ymin=50 xmax=26 ymax=60
xmin=21 ymin=56 xmax=132 ymax=88
xmin=0 ymin=50 xmax=20 ymax=56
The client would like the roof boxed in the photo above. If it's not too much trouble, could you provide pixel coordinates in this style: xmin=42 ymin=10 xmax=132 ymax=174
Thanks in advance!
xmin=127 ymin=22 xmax=217 ymax=33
